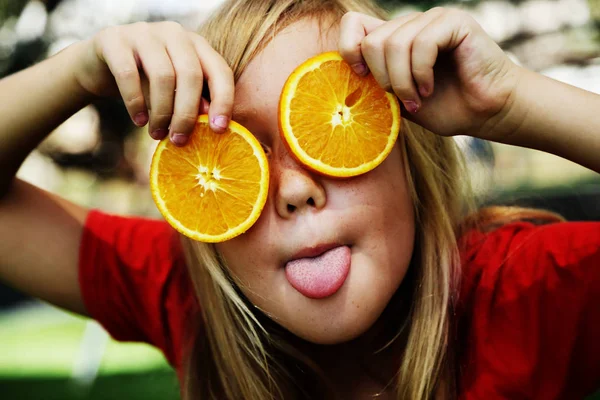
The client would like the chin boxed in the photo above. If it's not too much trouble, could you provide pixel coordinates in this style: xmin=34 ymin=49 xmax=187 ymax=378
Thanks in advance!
xmin=302 ymin=329 xmax=367 ymax=345
xmin=285 ymin=307 xmax=383 ymax=345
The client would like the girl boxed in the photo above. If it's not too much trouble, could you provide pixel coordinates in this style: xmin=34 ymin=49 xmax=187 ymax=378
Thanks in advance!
xmin=1 ymin=0 xmax=599 ymax=398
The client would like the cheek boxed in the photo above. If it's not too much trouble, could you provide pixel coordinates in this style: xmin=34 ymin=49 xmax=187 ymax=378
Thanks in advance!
xmin=216 ymin=238 xmax=253 ymax=276
xmin=338 ymin=146 xmax=415 ymax=275
xmin=215 ymin=218 xmax=278 ymax=285
xmin=216 ymin=235 xmax=284 ymax=312
xmin=329 ymin=147 xmax=413 ymax=217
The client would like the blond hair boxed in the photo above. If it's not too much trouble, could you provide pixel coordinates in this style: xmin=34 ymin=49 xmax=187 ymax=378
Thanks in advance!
xmin=181 ymin=1 xmax=469 ymax=398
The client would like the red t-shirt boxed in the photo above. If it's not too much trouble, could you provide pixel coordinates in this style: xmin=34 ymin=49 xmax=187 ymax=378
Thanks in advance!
xmin=78 ymin=210 xmax=600 ymax=399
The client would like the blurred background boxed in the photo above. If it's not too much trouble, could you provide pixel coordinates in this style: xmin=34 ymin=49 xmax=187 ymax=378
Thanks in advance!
xmin=0 ymin=0 xmax=599 ymax=399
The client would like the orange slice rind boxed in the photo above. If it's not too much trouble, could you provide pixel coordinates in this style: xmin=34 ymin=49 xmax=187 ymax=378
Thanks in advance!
xmin=150 ymin=115 xmax=269 ymax=243
xmin=279 ymin=51 xmax=401 ymax=178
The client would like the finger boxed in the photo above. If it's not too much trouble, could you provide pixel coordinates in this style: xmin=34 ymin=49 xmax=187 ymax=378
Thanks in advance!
xmin=135 ymin=35 xmax=176 ymax=141
xmin=189 ymin=34 xmax=234 ymax=133
xmin=410 ymin=9 xmax=474 ymax=100
xmin=100 ymin=34 xmax=148 ymax=127
xmin=338 ymin=11 xmax=385 ymax=76
xmin=385 ymin=8 xmax=445 ymax=112
xmin=360 ymin=13 xmax=421 ymax=93
xmin=162 ymin=26 xmax=204 ymax=146
xmin=200 ymin=97 xmax=210 ymax=115
xmin=139 ymin=74 xmax=168 ymax=140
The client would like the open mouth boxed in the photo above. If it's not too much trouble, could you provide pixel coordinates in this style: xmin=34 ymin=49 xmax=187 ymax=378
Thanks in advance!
xmin=289 ymin=242 xmax=344 ymax=261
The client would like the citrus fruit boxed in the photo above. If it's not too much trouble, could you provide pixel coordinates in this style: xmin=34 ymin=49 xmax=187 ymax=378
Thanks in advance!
xmin=279 ymin=51 xmax=401 ymax=178
xmin=150 ymin=115 xmax=269 ymax=243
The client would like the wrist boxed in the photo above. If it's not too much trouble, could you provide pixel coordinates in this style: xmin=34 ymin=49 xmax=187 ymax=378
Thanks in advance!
xmin=475 ymin=65 xmax=530 ymax=145
xmin=486 ymin=67 xmax=600 ymax=172
xmin=57 ymin=40 xmax=97 ymax=104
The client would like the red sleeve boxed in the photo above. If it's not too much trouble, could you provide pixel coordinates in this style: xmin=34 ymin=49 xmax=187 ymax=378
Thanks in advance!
xmin=78 ymin=209 xmax=197 ymax=369
xmin=458 ymin=221 xmax=600 ymax=399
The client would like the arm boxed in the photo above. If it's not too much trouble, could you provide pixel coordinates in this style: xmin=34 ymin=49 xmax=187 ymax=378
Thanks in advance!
xmin=0 ymin=42 xmax=92 ymax=195
xmin=337 ymin=9 xmax=600 ymax=174
xmin=0 ymin=181 xmax=89 ymax=314
xmin=494 ymin=69 xmax=600 ymax=174
xmin=0 ymin=22 xmax=234 ymax=316
xmin=0 ymin=43 xmax=92 ymax=315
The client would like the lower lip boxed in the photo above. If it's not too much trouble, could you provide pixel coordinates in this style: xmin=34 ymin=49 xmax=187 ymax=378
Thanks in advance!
xmin=284 ymin=246 xmax=351 ymax=299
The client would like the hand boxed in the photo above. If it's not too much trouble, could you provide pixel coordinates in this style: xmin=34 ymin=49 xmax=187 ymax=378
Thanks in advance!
xmin=73 ymin=21 xmax=234 ymax=145
xmin=338 ymin=8 xmax=523 ymax=140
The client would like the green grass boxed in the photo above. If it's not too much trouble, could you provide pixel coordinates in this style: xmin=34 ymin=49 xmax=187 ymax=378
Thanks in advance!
xmin=0 ymin=304 xmax=169 ymax=376
xmin=2 ymin=303 xmax=600 ymax=399
xmin=0 ymin=369 xmax=180 ymax=400
xmin=0 ymin=304 xmax=180 ymax=399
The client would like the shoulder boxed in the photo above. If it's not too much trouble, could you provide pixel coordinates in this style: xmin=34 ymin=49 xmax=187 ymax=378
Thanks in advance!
xmin=81 ymin=209 xmax=188 ymax=280
xmin=80 ymin=210 xmax=199 ymax=370
xmin=459 ymin=220 xmax=600 ymax=293
xmin=457 ymin=220 xmax=600 ymax=323
xmin=83 ymin=209 xmax=179 ymax=252
xmin=456 ymin=221 xmax=600 ymax=398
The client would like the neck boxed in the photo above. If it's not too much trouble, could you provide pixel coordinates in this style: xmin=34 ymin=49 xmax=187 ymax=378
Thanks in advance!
xmin=296 ymin=287 xmax=412 ymax=393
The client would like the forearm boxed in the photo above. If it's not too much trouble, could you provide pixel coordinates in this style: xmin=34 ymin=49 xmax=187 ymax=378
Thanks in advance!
xmin=0 ymin=41 xmax=92 ymax=195
xmin=494 ymin=67 xmax=600 ymax=173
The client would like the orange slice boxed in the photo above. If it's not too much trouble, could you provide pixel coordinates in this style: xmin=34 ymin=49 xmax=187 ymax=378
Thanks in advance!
xmin=279 ymin=51 xmax=401 ymax=178
xmin=150 ymin=115 xmax=269 ymax=243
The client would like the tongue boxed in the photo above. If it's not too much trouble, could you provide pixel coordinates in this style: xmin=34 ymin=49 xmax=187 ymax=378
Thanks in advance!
xmin=285 ymin=246 xmax=351 ymax=299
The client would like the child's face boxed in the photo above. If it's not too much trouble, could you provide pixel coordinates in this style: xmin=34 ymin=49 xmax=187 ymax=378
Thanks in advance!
xmin=215 ymin=18 xmax=415 ymax=345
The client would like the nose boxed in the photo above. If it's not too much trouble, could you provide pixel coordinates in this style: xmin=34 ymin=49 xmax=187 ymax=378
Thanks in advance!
xmin=274 ymin=153 xmax=326 ymax=219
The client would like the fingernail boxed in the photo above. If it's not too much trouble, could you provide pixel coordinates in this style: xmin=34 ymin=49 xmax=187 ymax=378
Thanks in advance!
xmin=403 ymin=100 xmax=420 ymax=114
xmin=134 ymin=112 xmax=148 ymax=126
xmin=419 ymin=84 xmax=430 ymax=98
xmin=211 ymin=115 xmax=229 ymax=130
xmin=150 ymin=128 xmax=168 ymax=140
xmin=352 ymin=62 xmax=367 ymax=76
xmin=171 ymin=133 xmax=188 ymax=146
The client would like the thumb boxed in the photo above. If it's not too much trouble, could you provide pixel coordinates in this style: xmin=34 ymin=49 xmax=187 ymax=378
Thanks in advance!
xmin=338 ymin=12 xmax=385 ymax=76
